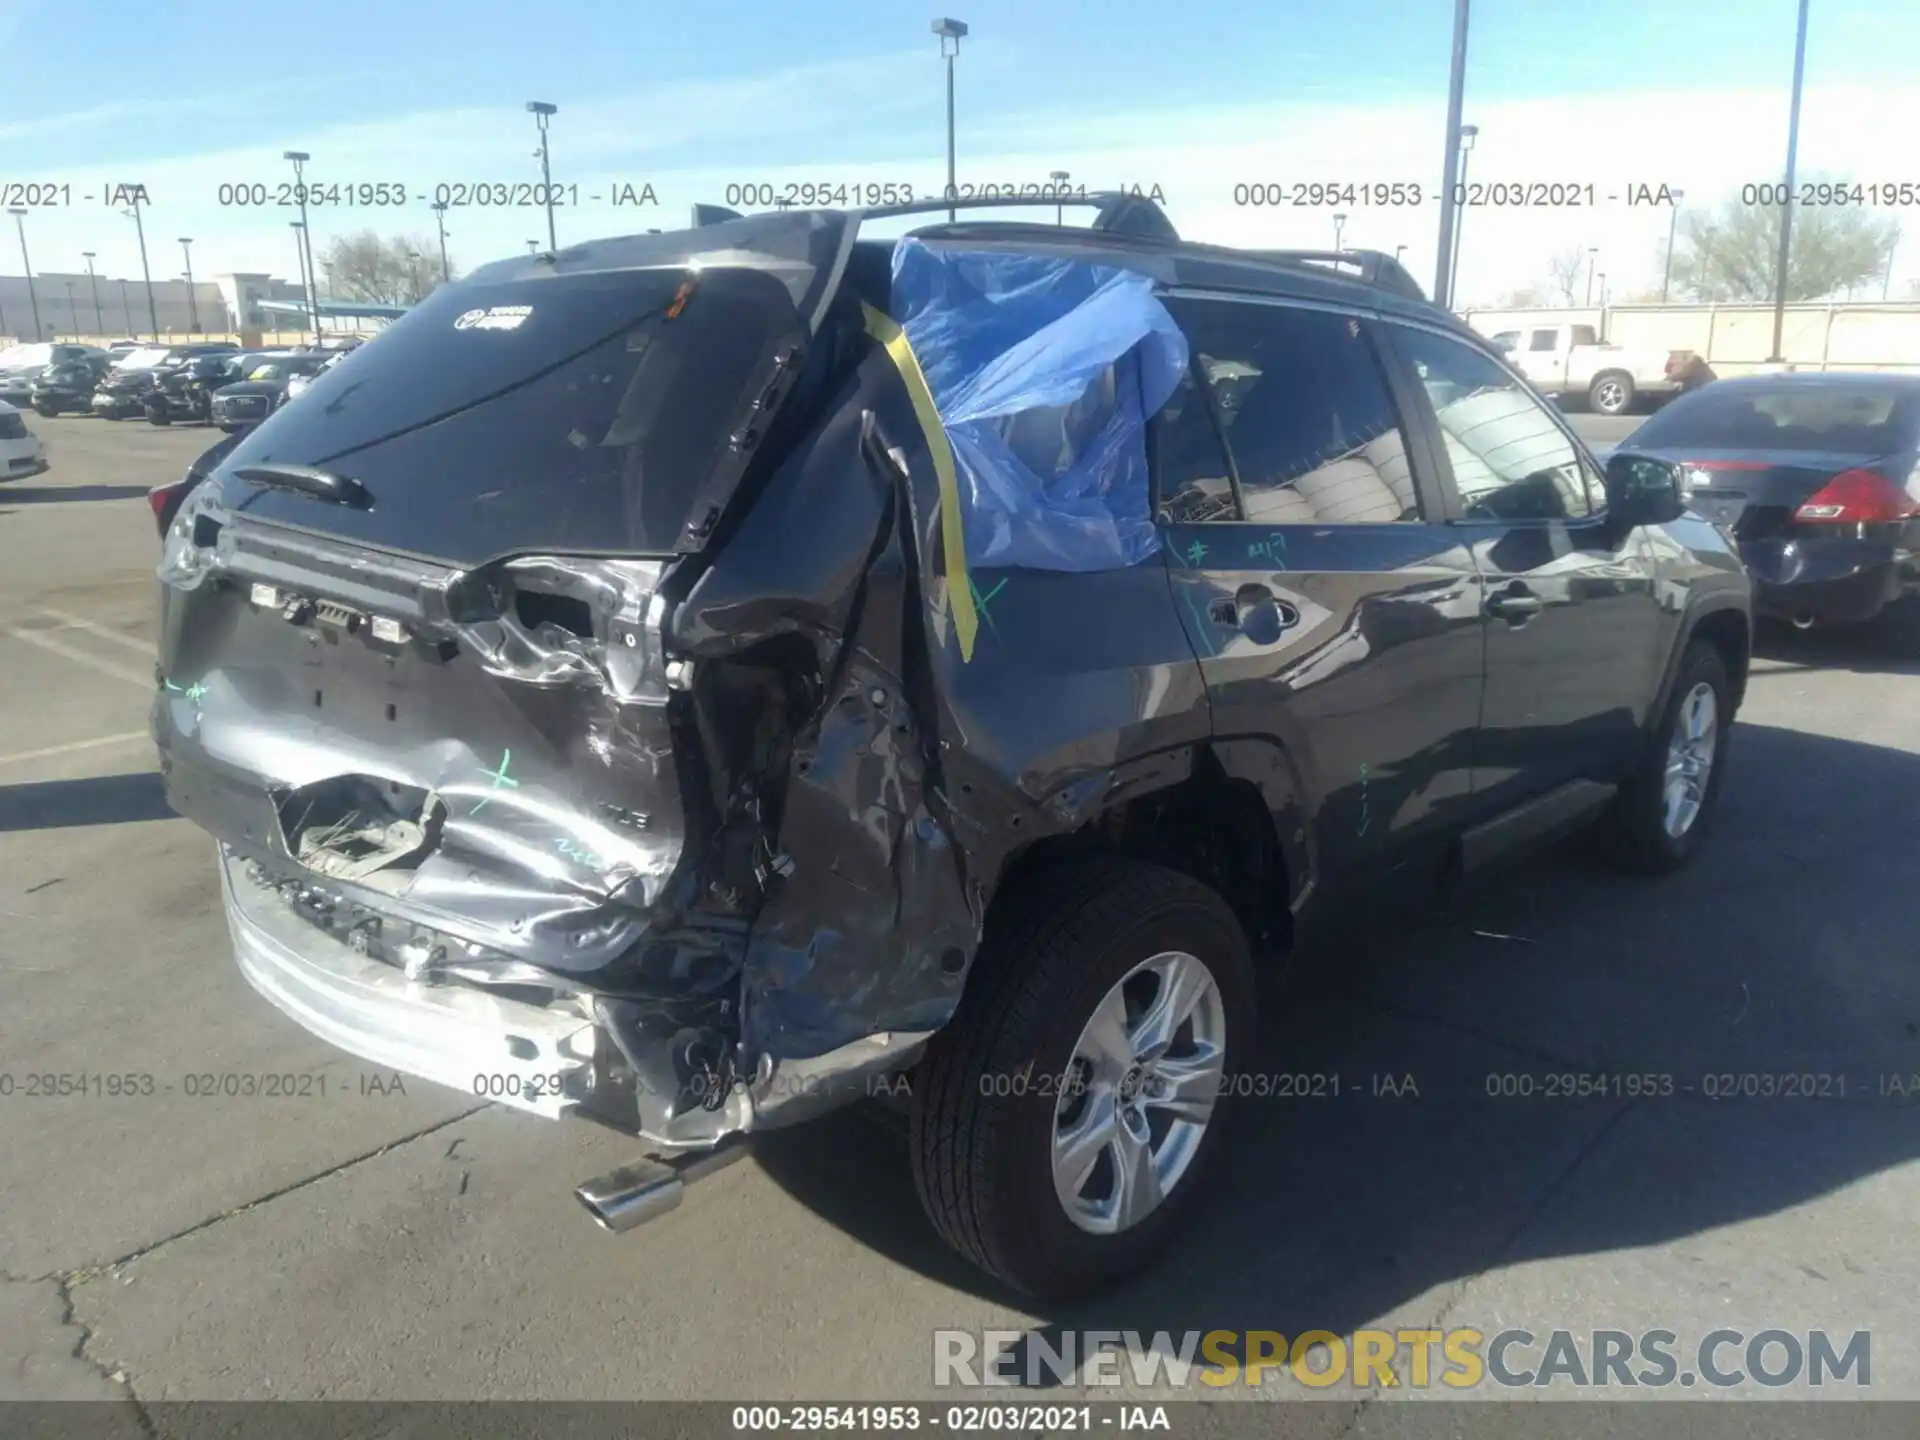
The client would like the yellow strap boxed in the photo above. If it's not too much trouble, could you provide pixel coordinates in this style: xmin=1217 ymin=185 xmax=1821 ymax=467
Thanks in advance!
xmin=860 ymin=302 xmax=978 ymax=663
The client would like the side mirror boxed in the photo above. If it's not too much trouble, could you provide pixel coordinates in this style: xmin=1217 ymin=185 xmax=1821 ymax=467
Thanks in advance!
xmin=1604 ymin=453 xmax=1686 ymax=528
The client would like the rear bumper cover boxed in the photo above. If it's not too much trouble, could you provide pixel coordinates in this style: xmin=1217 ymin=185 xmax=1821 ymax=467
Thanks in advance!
xmin=223 ymin=846 xmax=598 ymax=1118
xmin=1743 ymin=536 xmax=1918 ymax=625
xmin=219 ymin=844 xmax=930 ymax=1143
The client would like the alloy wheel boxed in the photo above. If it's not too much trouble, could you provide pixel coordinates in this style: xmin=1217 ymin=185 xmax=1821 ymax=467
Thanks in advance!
xmin=1051 ymin=950 xmax=1226 ymax=1235
xmin=1663 ymin=680 xmax=1718 ymax=837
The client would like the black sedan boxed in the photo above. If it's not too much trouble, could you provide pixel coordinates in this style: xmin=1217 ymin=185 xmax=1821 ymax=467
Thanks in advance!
xmin=207 ymin=353 xmax=334 ymax=431
xmin=1616 ymin=372 xmax=1920 ymax=632
xmin=28 ymin=354 xmax=115 ymax=415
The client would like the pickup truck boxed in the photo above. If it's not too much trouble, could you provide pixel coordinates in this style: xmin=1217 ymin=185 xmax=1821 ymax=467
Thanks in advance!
xmin=1485 ymin=322 xmax=1700 ymax=416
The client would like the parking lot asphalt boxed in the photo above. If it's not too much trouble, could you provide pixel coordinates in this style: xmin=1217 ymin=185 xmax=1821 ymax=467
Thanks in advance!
xmin=2 ymin=410 xmax=1916 ymax=1420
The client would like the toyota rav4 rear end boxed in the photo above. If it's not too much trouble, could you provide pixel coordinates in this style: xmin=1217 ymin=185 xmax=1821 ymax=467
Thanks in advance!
xmin=153 ymin=213 xmax=942 ymax=1159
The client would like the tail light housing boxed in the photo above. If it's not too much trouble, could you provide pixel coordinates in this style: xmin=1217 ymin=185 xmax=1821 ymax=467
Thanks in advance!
xmin=1793 ymin=469 xmax=1919 ymax=524
xmin=148 ymin=477 xmax=197 ymax=536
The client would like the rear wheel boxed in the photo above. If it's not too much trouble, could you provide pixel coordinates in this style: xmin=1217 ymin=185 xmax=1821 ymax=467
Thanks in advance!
xmin=1601 ymin=640 xmax=1731 ymax=873
xmin=33 ymin=401 xmax=58 ymax=417
xmin=1588 ymin=371 xmax=1636 ymax=416
xmin=146 ymin=410 xmax=170 ymax=426
xmin=910 ymin=857 xmax=1255 ymax=1300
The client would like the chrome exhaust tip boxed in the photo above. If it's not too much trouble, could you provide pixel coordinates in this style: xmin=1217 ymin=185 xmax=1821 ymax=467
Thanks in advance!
xmin=575 ymin=1142 xmax=749 ymax=1234
xmin=575 ymin=1160 xmax=684 ymax=1234
xmin=1791 ymin=612 xmax=1818 ymax=631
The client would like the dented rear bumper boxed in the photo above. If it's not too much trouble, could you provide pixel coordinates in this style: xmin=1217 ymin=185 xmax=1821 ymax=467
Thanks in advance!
xmin=222 ymin=845 xmax=598 ymax=1119
xmin=217 ymin=841 xmax=931 ymax=1144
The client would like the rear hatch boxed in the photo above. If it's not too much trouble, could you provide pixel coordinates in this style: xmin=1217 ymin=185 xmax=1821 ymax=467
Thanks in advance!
xmin=155 ymin=213 xmax=848 ymax=981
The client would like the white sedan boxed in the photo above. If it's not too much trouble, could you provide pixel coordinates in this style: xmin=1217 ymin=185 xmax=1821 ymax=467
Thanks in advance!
xmin=0 ymin=400 xmax=49 ymax=481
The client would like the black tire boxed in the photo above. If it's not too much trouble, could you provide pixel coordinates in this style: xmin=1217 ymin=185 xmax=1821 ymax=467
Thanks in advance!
xmin=146 ymin=410 xmax=171 ymax=426
xmin=1588 ymin=370 xmax=1636 ymax=416
xmin=33 ymin=402 xmax=58 ymax=417
xmin=910 ymin=856 xmax=1255 ymax=1300
xmin=1601 ymin=640 xmax=1732 ymax=874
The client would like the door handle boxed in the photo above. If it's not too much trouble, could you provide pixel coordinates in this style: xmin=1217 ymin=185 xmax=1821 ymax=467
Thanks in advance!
xmin=1208 ymin=584 xmax=1296 ymax=645
xmin=1486 ymin=585 xmax=1544 ymax=623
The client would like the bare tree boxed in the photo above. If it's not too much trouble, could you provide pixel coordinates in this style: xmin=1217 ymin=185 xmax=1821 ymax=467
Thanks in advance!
xmin=318 ymin=231 xmax=450 ymax=307
xmin=1663 ymin=180 xmax=1898 ymax=302
xmin=1544 ymin=247 xmax=1585 ymax=306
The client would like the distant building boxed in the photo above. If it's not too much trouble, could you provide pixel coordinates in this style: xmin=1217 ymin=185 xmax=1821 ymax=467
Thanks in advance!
xmin=0 ymin=271 xmax=307 ymax=343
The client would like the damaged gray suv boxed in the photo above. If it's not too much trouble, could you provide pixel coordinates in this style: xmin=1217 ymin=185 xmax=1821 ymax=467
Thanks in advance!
xmin=152 ymin=195 xmax=1751 ymax=1299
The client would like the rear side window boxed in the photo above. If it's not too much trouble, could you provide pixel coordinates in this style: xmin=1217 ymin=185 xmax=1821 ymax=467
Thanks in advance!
xmin=1630 ymin=383 xmax=1920 ymax=454
xmin=1157 ymin=298 xmax=1419 ymax=525
xmin=214 ymin=265 xmax=805 ymax=564
xmin=1528 ymin=330 xmax=1558 ymax=352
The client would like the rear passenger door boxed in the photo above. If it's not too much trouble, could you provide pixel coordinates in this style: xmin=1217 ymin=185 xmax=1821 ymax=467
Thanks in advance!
xmin=1154 ymin=292 xmax=1486 ymax=882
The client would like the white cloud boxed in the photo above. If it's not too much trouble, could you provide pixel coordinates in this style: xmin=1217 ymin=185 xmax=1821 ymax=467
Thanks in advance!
xmin=17 ymin=75 xmax=1914 ymax=306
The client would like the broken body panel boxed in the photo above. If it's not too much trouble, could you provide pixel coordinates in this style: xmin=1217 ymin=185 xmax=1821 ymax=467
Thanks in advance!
xmin=154 ymin=212 xmax=1225 ymax=1153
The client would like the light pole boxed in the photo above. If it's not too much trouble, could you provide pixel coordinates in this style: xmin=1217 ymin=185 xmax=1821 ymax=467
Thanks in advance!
xmin=322 ymin=260 xmax=335 ymax=300
xmin=1660 ymin=187 xmax=1686 ymax=303
xmin=526 ymin=239 xmax=540 ymax=255
xmin=82 ymin=252 xmax=102 ymax=336
xmin=1884 ymin=236 xmax=1898 ymax=301
xmin=526 ymin=102 xmax=559 ymax=252
xmin=291 ymin=221 xmax=315 ymax=343
xmin=1584 ymin=246 xmax=1598 ymax=306
xmin=933 ymin=18 xmax=968 ymax=222
xmin=63 ymin=281 xmax=76 ymax=338
xmin=284 ymin=151 xmax=322 ymax=337
xmin=1394 ymin=243 xmax=1408 ymax=264
xmin=432 ymin=200 xmax=451 ymax=281
xmin=118 ymin=278 xmax=131 ymax=335
xmin=7 ymin=208 xmax=43 ymax=341
xmin=1050 ymin=169 xmax=1069 ymax=225
xmin=1448 ymin=123 xmax=1478 ymax=308
xmin=1332 ymin=212 xmax=1348 ymax=251
xmin=122 ymin=190 xmax=159 ymax=339
xmin=1769 ymin=0 xmax=1811 ymax=362
xmin=179 ymin=237 xmax=200 ymax=332
xmin=1431 ymin=0 xmax=1471 ymax=307
xmin=1597 ymin=272 xmax=1607 ymax=309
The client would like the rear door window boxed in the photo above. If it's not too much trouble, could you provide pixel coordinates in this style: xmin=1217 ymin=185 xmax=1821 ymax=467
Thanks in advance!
xmin=1157 ymin=298 xmax=1421 ymax=525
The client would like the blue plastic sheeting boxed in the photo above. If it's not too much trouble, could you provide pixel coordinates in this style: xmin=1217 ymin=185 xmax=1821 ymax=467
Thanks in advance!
xmin=889 ymin=239 xmax=1189 ymax=571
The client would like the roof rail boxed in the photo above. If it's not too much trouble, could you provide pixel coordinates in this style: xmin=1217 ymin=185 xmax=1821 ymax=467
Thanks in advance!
xmin=688 ymin=192 xmax=1180 ymax=243
xmin=1246 ymin=248 xmax=1428 ymax=302
xmin=863 ymin=191 xmax=1180 ymax=242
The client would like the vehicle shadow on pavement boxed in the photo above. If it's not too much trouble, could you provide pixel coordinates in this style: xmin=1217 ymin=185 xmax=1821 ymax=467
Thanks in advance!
xmin=1752 ymin=618 xmax=1920 ymax=677
xmin=0 ymin=484 xmax=153 ymax=505
xmin=0 ymin=771 xmax=175 ymax=832
xmin=754 ymin=718 xmax=1920 ymax=1347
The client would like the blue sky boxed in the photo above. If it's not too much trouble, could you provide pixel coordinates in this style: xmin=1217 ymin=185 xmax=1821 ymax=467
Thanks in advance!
xmin=3 ymin=0 xmax=1916 ymax=304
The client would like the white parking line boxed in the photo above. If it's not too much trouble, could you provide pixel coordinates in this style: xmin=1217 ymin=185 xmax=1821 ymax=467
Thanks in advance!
xmin=34 ymin=607 xmax=154 ymax=654
xmin=0 ymin=730 xmax=151 ymax=768
xmin=1 ymin=624 xmax=152 ymax=687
